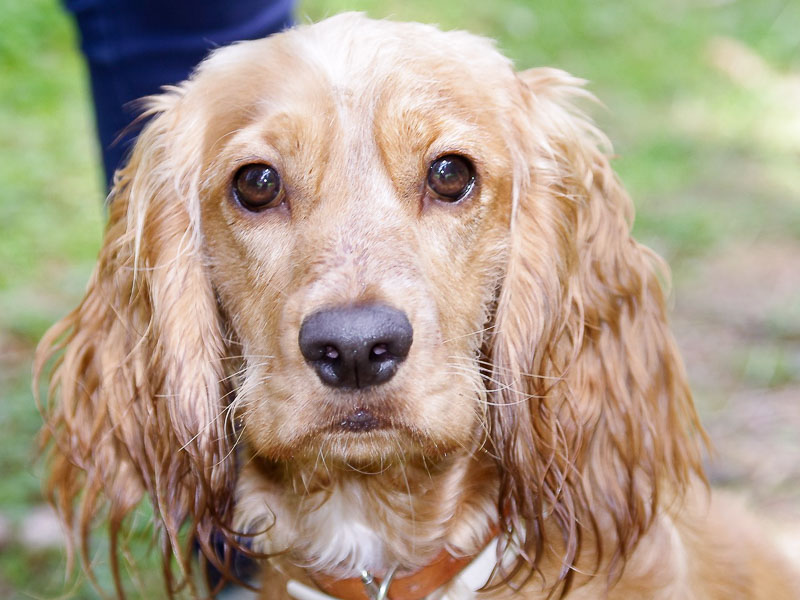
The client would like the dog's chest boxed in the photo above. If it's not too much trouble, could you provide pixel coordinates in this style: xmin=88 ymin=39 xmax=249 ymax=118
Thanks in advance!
xmin=296 ymin=494 xmax=388 ymax=575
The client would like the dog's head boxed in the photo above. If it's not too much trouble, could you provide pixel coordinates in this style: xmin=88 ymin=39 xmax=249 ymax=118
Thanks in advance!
xmin=36 ymin=13 xmax=704 ymax=593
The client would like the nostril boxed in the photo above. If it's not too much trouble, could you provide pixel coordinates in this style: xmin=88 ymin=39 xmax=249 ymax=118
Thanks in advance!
xmin=370 ymin=343 xmax=388 ymax=359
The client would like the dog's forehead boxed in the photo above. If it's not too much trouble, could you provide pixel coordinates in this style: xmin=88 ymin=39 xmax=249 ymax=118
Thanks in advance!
xmin=194 ymin=13 xmax=516 ymax=113
xmin=289 ymin=13 xmax=513 ymax=90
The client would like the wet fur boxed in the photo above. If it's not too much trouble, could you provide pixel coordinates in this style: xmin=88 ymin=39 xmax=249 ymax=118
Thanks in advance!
xmin=35 ymin=13 xmax=798 ymax=599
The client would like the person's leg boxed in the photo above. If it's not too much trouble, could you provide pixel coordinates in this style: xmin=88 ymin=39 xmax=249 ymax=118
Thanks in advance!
xmin=65 ymin=0 xmax=294 ymax=185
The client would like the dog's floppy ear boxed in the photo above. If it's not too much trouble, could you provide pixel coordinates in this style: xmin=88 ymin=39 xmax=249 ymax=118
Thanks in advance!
xmin=34 ymin=90 xmax=235 ymax=595
xmin=490 ymin=68 xmax=706 ymax=589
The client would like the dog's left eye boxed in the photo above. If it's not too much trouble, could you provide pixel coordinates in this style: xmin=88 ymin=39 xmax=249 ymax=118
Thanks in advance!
xmin=427 ymin=155 xmax=475 ymax=202
xmin=233 ymin=163 xmax=283 ymax=211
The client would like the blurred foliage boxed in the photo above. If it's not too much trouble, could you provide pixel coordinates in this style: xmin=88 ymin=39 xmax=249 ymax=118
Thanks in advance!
xmin=0 ymin=0 xmax=104 ymax=340
xmin=1 ymin=0 xmax=798 ymax=597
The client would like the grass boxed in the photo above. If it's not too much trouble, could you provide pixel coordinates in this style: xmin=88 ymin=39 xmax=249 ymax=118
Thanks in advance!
xmin=1 ymin=0 xmax=798 ymax=597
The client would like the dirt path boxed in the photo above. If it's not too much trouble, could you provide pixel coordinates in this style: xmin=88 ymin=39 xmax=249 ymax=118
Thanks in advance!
xmin=671 ymin=238 xmax=800 ymax=561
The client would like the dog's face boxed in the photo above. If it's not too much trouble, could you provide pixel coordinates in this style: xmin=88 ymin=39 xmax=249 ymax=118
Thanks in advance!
xmin=38 ymin=13 xmax=705 ymax=593
xmin=195 ymin=17 xmax=520 ymax=465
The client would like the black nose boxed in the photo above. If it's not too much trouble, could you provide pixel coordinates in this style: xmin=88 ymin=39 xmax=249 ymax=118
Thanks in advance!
xmin=298 ymin=304 xmax=413 ymax=389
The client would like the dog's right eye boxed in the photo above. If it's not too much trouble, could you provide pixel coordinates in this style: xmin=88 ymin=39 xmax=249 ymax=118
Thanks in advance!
xmin=233 ymin=164 xmax=283 ymax=211
xmin=427 ymin=155 xmax=475 ymax=202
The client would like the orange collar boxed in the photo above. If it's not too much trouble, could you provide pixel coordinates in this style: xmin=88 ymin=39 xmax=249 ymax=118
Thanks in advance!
xmin=307 ymin=525 xmax=500 ymax=600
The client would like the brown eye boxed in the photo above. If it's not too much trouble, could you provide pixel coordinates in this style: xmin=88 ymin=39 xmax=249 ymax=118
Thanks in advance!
xmin=426 ymin=155 xmax=475 ymax=201
xmin=233 ymin=163 xmax=283 ymax=211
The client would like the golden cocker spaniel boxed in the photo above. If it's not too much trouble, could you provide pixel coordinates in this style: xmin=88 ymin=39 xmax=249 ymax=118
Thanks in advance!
xmin=36 ymin=13 xmax=799 ymax=600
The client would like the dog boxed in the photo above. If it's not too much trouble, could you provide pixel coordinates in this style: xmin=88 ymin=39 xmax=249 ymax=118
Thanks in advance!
xmin=36 ymin=13 xmax=799 ymax=600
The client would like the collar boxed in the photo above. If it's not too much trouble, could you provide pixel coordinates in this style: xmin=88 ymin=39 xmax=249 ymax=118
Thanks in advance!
xmin=287 ymin=529 xmax=501 ymax=600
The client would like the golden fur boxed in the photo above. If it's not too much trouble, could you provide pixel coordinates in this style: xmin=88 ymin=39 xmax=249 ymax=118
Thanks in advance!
xmin=35 ymin=13 xmax=798 ymax=599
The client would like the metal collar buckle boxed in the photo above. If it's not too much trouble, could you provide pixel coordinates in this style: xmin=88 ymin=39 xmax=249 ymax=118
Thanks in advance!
xmin=359 ymin=566 xmax=397 ymax=600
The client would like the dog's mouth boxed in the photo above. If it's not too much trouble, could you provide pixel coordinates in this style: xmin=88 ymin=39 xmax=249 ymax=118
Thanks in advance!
xmin=335 ymin=407 xmax=385 ymax=432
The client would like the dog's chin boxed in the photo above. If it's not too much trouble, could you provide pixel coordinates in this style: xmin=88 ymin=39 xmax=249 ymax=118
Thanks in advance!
xmin=253 ymin=410 xmax=466 ymax=469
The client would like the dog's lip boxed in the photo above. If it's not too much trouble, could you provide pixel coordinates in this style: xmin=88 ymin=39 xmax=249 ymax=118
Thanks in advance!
xmin=335 ymin=407 xmax=385 ymax=433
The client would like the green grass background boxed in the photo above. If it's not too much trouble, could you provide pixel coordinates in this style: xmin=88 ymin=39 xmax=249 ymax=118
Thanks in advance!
xmin=1 ymin=0 xmax=798 ymax=597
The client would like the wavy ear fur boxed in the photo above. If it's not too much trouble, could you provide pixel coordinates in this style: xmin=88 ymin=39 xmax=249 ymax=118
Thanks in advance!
xmin=490 ymin=68 xmax=706 ymax=591
xmin=34 ymin=89 xmax=235 ymax=596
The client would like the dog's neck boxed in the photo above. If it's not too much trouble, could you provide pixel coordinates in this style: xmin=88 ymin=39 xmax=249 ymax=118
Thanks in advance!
xmin=235 ymin=450 xmax=498 ymax=578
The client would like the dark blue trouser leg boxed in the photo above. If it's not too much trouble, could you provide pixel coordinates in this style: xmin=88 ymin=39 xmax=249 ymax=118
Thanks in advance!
xmin=64 ymin=0 xmax=294 ymax=185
